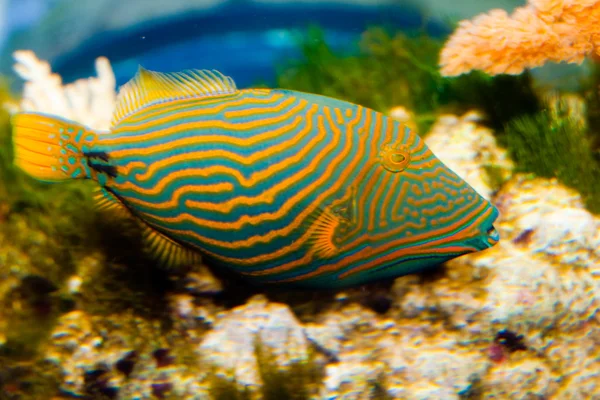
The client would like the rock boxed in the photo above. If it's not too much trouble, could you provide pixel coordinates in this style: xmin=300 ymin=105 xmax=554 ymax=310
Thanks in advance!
xmin=384 ymin=173 xmax=599 ymax=397
xmin=320 ymin=360 xmax=386 ymax=400
xmin=495 ymin=175 xmax=600 ymax=270
xmin=197 ymin=295 xmax=308 ymax=387
xmin=46 ymin=311 xmax=111 ymax=396
xmin=544 ymin=328 xmax=600 ymax=399
xmin=378 ymin=327 xmax=488 ymax=399
xmin=304 ymin=318 xmax=344 ymax=360
xmin=46 ymin=310 xmax=210 ymax=399
xmin=485 ymin=358 xmax=558 ymax=399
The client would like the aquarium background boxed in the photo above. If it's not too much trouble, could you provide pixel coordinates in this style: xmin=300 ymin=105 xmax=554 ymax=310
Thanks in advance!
xmin=0 ymin=0 xmax=526 ymax=87
xmin=0 ymin=0 xmax=599 ymax=399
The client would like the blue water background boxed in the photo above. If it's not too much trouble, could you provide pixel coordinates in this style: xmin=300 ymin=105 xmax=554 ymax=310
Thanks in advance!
xmin=1 ymin=1 xmax=449 ymax=89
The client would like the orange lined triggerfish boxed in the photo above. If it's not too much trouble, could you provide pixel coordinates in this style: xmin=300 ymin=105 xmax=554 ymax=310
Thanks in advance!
xmin=11 ymin=67 xmax=499 ymax=288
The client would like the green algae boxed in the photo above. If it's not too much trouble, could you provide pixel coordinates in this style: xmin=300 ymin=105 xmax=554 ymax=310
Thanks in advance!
xmin=504 ymin=94 xmax=600 ymax=213
xmin=277 ymin=26 xmax=443 ymax=133
xmin=366 ymin=373 xmax=395 ymax=400
xmin=458 ymin=374 xmax=484 ymax=400
xmin=255 ymin=340 xmax=324 ymax=400
xmin=0 ymin=87 xmax=96 ymax=363
xmin=207 ymin=371 xmax=252 ymax=400
xmin=577 ymin=62 xmax=600 ymax=154
xmin=443 ymin=71 xmax=541 ymax=132
xmin=0 ymin=359 xmax=62 ymax=400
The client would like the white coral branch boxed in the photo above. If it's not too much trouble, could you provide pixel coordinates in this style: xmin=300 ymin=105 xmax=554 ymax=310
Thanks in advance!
xmin=8 ymin=50 xmax=117 ymax=130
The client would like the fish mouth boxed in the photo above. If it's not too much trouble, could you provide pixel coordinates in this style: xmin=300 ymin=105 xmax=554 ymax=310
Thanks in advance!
xmin=464 ymin=204 xmax=500 ymax=251
xmin=486 ymin=226 xmax=500 ymax=246
xmin=482 ymin=205 xmax=500 ymax=248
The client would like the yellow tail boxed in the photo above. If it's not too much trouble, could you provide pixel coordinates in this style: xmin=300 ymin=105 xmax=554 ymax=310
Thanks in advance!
xmin=11 ymin=112 xmax=99 ymax=181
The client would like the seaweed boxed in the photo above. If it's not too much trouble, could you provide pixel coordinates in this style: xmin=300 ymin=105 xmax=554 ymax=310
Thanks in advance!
xmin=276 ymin=26 xmax=443 ymax=134
xmin=504 ymin=94 xmax=600 ymax=213
xmin=458 ymin=374 xmax=484 ymax=400
xmin=0 ymin=359 xmax=63 ymax=399
xmin=0 ymin=89 xmax=175 ymax=382
xmin=442 ymin=71 xmax=541 ymax=131
xmin=367 ymin=373 xmax=394 ymax=400
xmin=255 ymin=339 xmax=324 ymax=400
xmin=0 ymin=80 xmax=97 ymax=272
xmin=577 ymin=61 xmax=600 ymax=159
xmin=207 ymin=370 xmax=252 ymax=400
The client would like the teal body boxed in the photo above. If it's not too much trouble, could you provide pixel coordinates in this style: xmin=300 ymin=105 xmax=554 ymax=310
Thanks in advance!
xmin=13 ymin=68 xmax=500 ymax=288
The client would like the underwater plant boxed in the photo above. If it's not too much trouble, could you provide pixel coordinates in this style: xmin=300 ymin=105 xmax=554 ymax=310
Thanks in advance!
xmin=504 ymin=93 xmax=600 ymax=212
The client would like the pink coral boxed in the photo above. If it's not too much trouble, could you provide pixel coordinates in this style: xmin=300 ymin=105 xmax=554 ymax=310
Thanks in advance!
xmin=439 ymin=0 xmax=600 ymax=76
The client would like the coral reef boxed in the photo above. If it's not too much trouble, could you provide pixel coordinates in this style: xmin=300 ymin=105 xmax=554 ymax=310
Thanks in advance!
xmin=439 ymin=0 xmax=600 ymax=76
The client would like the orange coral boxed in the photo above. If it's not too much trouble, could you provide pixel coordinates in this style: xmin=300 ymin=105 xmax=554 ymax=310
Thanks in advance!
xmin=439 ymin=0 xmax=600 ymax=76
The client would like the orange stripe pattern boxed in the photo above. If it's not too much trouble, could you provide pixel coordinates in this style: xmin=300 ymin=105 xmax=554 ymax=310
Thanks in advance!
xmin=96 ymin=88 xmax=499 ymax=288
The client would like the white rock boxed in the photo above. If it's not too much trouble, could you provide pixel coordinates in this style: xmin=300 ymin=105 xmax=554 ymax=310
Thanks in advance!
xmin=320 ymin=360 xmax=384 ymax=400
xmin=197 ymin=295 xmax=308 ymax=387
xmin=378 ymin=328 xmax=487 ymax=398
xmin=486 ymin=359 xmax=558 ymax=399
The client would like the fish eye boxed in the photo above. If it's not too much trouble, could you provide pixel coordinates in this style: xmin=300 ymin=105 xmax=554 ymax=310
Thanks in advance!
xmin=379 ymin=142 xmax=411 ymax=173
xmin=391 ymin=153 xmax=406 ymax=163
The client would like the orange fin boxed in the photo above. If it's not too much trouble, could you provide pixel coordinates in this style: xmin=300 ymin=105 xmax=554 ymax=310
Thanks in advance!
xmin=11 ymin=112 xmax=99 ymax=181
xmin=112 ymin=67 xmax=237 ymax=126
xmin=93 ymin=187 xmax=131 ymax=219
xmin=307 ymin=208 xmax=341 ymax=259
xmin=139 ymin=222 xmax=202 ymax=269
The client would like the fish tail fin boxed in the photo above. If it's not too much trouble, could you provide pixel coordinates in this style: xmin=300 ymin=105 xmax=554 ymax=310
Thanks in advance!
xmin=11 ymin=112 xmax=100 ymax=182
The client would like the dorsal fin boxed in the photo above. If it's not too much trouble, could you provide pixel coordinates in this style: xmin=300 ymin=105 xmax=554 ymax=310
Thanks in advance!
xmin=111 ymin=67 xmax=238 ymax=127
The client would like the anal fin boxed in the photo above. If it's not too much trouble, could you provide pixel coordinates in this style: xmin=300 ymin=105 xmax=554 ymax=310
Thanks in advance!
xmin=94 ymin=187 xmax=131 ymax=220
xmin=94 ymin=187 xmax=201 ymax=269
xmin=139 ymin=222 xmax=202 ymax=269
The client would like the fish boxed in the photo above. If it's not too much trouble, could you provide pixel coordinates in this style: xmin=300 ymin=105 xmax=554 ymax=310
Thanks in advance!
xmin=11 ymin=67 xmax=500 ymax=289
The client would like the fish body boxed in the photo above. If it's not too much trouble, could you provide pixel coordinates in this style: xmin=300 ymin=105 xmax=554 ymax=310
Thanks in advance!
xmin=12 ymin=68 xmax=499 ymax=288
